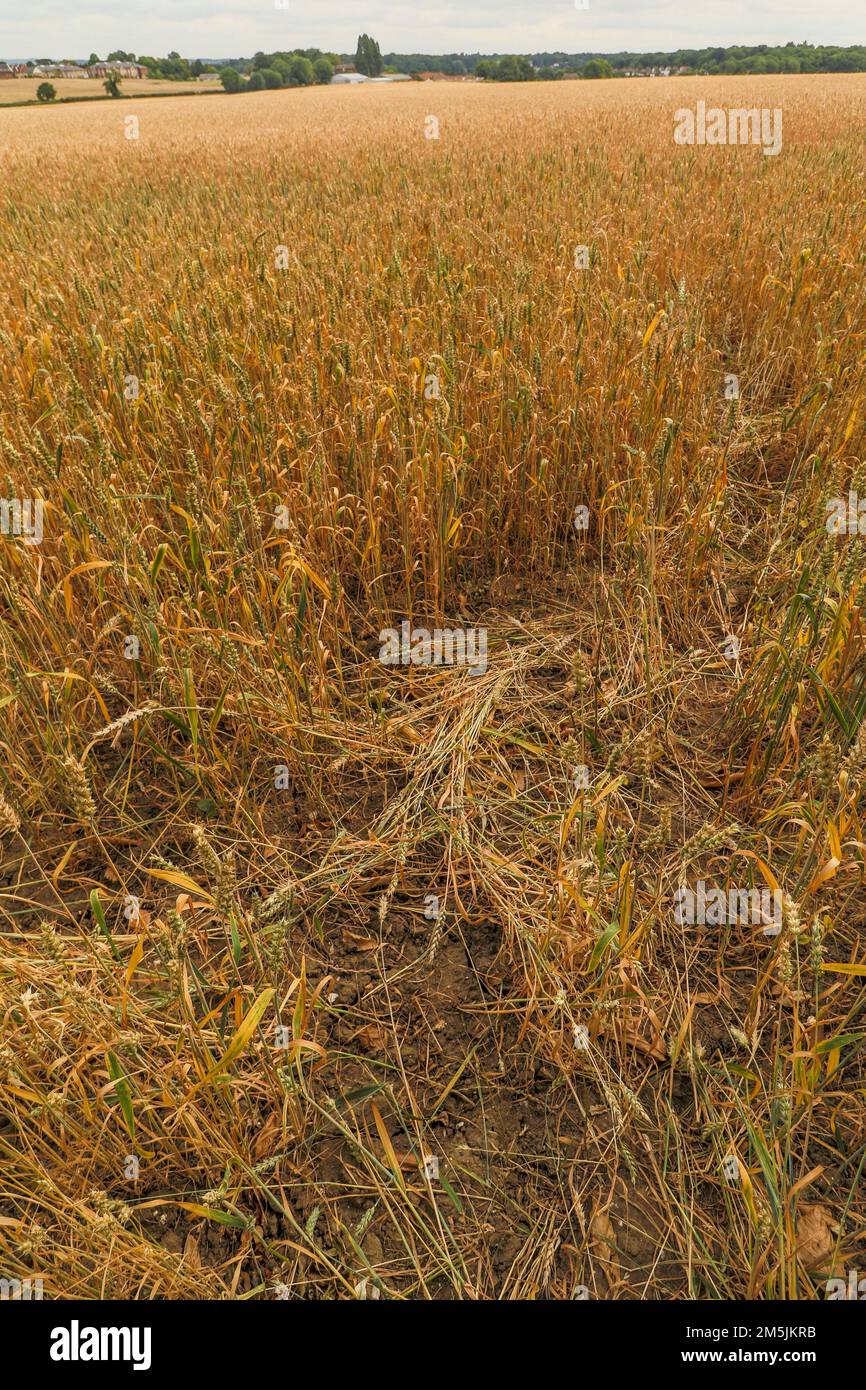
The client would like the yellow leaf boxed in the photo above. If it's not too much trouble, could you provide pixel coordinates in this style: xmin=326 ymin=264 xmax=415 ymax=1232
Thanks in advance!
xmin=192 ymin=987 xmax=275 ymax=1090
xmin=591 ymin=774 xmax=628 ymax=805
xmin=827 ymin=820 xmax=843 ymax=861
xmin=642 ymin=309 xmax=666 ymax=347
xmin=786 ymin=1166 xmax=824 ymax=1208
xmin=121 ymin=935 xmax=145 ymax=1023
xmin=169 ymin=503 xmax=197 ymax=529
xmin=146 ymin=866 xmax=213 ymax=901
xmin=57 ymin=560 xmax=113 ymax=621
xmin=739 ymin=852 xmax=780 ymax=893
xmin=371 ymin=1103 xmax=406 ymax=1189
xmin=291 ymin=555 xmax=331 ymax=600
xmin=51 ymin=842 xmax=76 ymax=890
xmin=669 ymin=1001 xmax=696 ymax=1066
xmin=481 ymin=726 xmax=546 ymax=756
xmin=804 ymin=857 xmax=840 ymax=896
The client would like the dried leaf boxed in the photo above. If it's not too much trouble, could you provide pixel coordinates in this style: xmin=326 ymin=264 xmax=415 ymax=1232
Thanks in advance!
xmin=795 ymin=1203 xmax=841 ymax=1273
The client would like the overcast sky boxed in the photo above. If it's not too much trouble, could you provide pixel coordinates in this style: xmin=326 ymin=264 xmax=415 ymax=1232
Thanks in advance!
xmin=1 ymin=0 xmax=862 ymax=60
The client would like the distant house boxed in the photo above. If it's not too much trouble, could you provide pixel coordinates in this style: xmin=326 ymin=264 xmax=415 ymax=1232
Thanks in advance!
xmin=31 ymin=63 xmax=88 ymax=78
xmin=0 ymin=62 xmax=15 ymax=78
xmin=333 ymin=64 xmax=356 ymax=74
xmin=88 ymin=61 xmax=146 ymax=79
xmin=331 ymin=72 xmax=368 ymax=84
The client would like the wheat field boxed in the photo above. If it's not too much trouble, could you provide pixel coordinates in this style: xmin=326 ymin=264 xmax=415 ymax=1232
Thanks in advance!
xmin=0 ymin=77 xmax=221 ymax=104
xmin=0 ymin=74 xmax=865 ymax=1301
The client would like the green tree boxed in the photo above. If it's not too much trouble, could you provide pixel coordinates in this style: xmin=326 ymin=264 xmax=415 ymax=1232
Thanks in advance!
xmin=493 ymin=56 xmax=534 ymax=81
xmin=313 ymin=56 xmax=334 ymax=84
xmin=103 ymin=75 xmax=122 ymax=97
xmin=289 ymin=55 xmax=314 ymax=85
xmin=495 ymin=56 xmax=521 ymax=80
xmin=581 ymin=58 xmax=613 ymax=78
xmin=161 ymin=51 xmax=190 ymax=80
xmin=247 ymin=70 xmax=266 ymax=90
xmin=88 ymin=53 xmax=99 ymax=65
xmin=219 ymin=66 xmax=243 ymax=93
xmin=355 ymin=34 xmax=383 ymax=76
xmin=260 ymin=67 xmax=283 ymax=89
xmin=36 ymin=82 xmax=56 ymax=102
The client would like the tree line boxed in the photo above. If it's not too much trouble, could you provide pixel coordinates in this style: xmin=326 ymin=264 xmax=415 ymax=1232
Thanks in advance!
xmin=219 ymin=49 xmax=337 ymax=91
xmin=57 ymin=39 xmax=866 ymax=93
xmin=387 ymin=42 xmax=866 ymax=77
